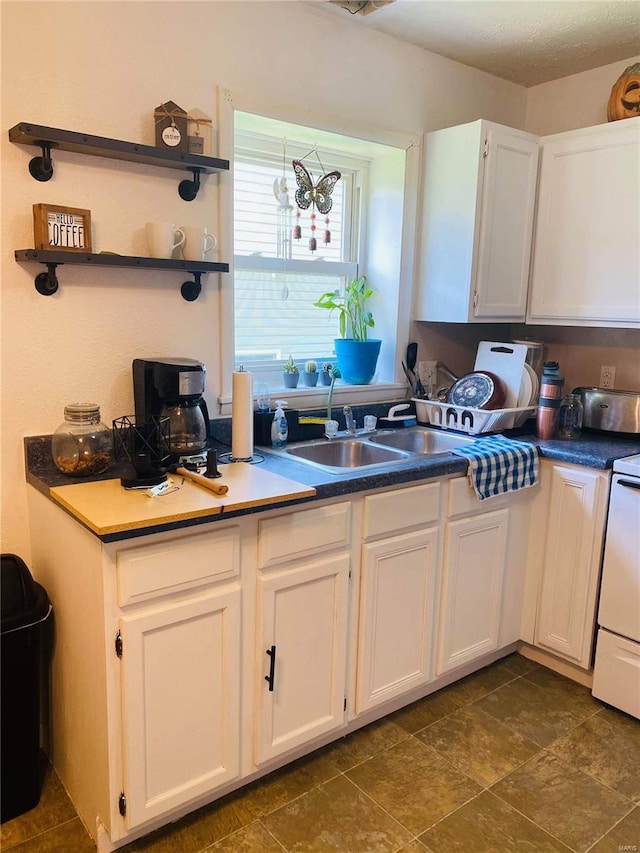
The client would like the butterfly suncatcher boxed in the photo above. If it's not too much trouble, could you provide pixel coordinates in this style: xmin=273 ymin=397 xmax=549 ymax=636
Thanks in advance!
xmin=291 ymin=157 xmax=341 ymax=252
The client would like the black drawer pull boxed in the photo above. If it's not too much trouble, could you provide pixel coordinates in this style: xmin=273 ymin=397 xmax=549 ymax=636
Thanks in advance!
xmin=265 ymin=645 xmax=276 ymax=692
xmin=618 ymin=479 xmax=640 ymax=491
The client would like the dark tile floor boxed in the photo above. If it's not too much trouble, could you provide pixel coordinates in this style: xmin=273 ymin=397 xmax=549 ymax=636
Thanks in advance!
xmin=2 ymin=654 xmax=639 ymax=853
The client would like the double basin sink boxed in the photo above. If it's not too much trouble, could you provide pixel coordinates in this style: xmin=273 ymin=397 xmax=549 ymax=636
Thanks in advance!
xmin=274 ymin=426 xmax=475 ymax=474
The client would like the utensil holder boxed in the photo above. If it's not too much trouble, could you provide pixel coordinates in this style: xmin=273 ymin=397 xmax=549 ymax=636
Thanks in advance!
xmin=112 ymin=416 xmax=171 ymax=487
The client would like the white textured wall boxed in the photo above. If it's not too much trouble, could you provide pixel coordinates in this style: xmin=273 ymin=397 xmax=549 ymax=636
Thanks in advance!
xmin=525 ymin=54 xmax=640 ymax=134
xmin=1 ymin=1 xmax=527 ymax=560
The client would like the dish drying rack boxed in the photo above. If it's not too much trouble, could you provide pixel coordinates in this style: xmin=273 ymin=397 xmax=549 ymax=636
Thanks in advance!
xmin=412 ymin=398 xmax=536 ymax=435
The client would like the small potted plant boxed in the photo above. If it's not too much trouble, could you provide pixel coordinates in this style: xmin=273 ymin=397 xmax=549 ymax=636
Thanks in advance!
xmin=303 ymin=360 xmax=319 ymax=387
xmin=314 ymin=275 xmax=381 ymax=385
xmin=282 ymin=355 xmax=299 ymax=388
xmin=321 ymin=362 xmax=333 ymax=386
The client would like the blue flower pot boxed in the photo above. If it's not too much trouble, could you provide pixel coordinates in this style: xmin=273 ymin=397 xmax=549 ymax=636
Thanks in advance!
xmin=334 ymin=338 xmax=381 ymax=385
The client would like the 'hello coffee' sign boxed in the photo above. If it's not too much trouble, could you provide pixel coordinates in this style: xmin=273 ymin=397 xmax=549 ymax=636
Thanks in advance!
xmin=33 ymin=204 xmax=92 ymax=253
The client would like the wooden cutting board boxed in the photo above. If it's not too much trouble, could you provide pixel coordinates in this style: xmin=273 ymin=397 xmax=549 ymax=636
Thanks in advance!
xmin=50 ymin=462 xmax=316 ymax=536
xmin=474 ymin=341 xmax=528 ymax=408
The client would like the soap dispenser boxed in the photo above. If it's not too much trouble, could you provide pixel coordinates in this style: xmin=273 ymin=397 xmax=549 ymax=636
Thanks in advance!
xmin=271 ymin=400 xmax=289 ymax=448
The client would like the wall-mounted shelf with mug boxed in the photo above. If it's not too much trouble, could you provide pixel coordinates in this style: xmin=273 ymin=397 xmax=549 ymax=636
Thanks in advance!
xmin=14 ymin=249 xmax=228 ymax=301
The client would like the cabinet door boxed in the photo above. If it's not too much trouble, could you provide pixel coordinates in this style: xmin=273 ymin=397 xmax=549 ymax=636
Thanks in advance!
xmin=255 ymin=554 xmax=349 ymax=765
xmin=535 ymin=465 xmax=607 ymax=667
xmin=416 ymin=120 xmax=538 ymax=323
xmin=436 ymin=510 xmax=509 ymax=675
xmin=528 ymin=118 xmax=640 ymax=326
xmin=119 ymin=587 xmax=241 ymax=828
xmin=356 ymin=527 xmax=438 ymax=714
xmin=475 ymin=126 xmax=539 ymax=319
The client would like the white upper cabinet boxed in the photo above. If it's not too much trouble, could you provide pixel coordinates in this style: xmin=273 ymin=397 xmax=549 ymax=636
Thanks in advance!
xmin=528 ymin=117 xmax=640 ymax=327
xmin=415 ymin=120 xmax=539 ymax=323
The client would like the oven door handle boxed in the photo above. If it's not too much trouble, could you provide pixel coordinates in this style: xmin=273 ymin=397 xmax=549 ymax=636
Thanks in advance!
xmin=618 ymin=478 xmax=640 ymax=491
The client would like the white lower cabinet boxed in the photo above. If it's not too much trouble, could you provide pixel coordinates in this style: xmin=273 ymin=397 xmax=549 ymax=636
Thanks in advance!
xmin=531 ymin=462 xmax=609 ymax=667
xmin=254 ymin=554 xmax=350 ymax=764
xmin=254 ymin=502 xmax=352 ymax=765
xmin=436 ymin=509 xmax=509 ymax=674
xmin=119 ymin=586 xmax=241 ymax=828
xmin=25 ymin=466 xmax=547 ymax=851
xmin=356 ymin=527 xmax=438 ymax=713
xmin=355 ymin=483 xmax=441 ymax=714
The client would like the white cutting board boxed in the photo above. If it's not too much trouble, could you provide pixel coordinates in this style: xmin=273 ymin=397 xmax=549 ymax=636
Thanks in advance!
xmin=474 ymin=341 xmax=528 ymax=408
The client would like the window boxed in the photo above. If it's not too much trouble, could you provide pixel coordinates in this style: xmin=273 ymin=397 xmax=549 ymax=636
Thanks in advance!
xmin=218 ymin=95 xmax=418 ymax=409
xmin=234 ymin=122 xmax=361 ymax=376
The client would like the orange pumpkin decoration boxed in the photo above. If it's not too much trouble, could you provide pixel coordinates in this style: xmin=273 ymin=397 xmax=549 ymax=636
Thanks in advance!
xmin=607 ymin=63 xmax=640 ymax=121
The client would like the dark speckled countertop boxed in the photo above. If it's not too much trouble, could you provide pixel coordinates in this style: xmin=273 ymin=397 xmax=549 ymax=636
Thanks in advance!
xmin=24 ymin=428 xmax=640 ymax=541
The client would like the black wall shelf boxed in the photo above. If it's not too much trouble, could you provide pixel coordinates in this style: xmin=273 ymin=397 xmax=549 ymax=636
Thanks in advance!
xmin=15 ymin=249 xmax=229 ymax=302
xmin=9 ymin=122 xmax=230 ymax=200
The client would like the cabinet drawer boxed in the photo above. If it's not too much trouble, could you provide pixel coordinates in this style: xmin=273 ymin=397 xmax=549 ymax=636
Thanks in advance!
xmin=116 ymin=526 xmax=241 ymax=607
xmin=363 ymin=482 xmax=440 ymax=539
xmin=447 ymin=476 xmax=507 ymax=518
xmin=258 ymin=502 xmax=351 ymax=569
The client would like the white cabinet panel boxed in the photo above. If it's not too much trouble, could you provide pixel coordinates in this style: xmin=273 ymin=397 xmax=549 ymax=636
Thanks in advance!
xmin=416 ymin=119 xmax=538 ymax=323
xmin=356 ymin=527 xmax=438 ymax=713
xmin=528 ymin=118 xmax=640 ymax=326
xmin=437 ymin=510 xmax=509 ymax=674
xmin=258 ymin=502 xmax=351 ymax=569
xmin=535 ymin=465 xmax=608 ymax=666
xmin=120 ymin=587 xmax=241 ymax=828
xmin=255 ymin=554 xmax=349 ymax=764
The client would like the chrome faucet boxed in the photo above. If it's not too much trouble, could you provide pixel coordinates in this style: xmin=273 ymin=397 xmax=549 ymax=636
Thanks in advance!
xmin=343 ymin=406 xmax=356 ymax=434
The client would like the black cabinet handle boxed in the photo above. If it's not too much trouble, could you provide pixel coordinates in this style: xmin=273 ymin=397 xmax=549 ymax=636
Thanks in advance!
xmin=265 ymin=645 xmax=276 ymax=692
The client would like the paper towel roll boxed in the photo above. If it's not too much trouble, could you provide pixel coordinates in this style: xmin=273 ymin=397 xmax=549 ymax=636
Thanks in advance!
xmin=232 ymin=369 xmax=254 ymax=461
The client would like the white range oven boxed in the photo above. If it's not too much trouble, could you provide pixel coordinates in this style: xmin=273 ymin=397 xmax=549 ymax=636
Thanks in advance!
xmin=592 ymin=453 xmax=640 ymax=719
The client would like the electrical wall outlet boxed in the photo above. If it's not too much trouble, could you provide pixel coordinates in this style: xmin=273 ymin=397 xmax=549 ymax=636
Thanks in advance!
xmin=418 ymin=360 xmax=438 ymax=388
xmin=600 ymin=366 xmax=616 ymax=388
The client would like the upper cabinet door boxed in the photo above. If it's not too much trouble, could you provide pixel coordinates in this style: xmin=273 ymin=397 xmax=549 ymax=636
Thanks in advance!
xmin=415 ymin=120 xmax=539 ymax=323
xmin=528 ymin=118 xmax=640 ymax=327
xmin=475 ymin=127 xmax=539 ymax=319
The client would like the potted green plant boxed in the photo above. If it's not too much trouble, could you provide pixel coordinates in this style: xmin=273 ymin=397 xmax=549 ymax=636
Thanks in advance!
xmin=303 ymin=360 xmax=319 ymax=387
xmin=314 ymin=275 xmax=381 ymax=385
xmin=282 ymin=355 xmax=299 ymax=388
xmin=321 ymin=362 xmax=333 ymax=386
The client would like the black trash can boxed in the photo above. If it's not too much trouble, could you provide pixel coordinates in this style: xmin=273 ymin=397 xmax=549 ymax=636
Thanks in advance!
xmin=1 ymin=554 xmax=53 ymax=823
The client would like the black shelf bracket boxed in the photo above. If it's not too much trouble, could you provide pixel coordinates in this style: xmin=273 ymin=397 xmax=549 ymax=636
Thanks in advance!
xmin=34 ymin=263 xmax=60 ymax=296
xmin=178 ymin=169 xmax=202 ymax=202
xmin=28 ymin=143 xmax=54 ymax=182
xmin=181 ymin=272 xmax=203 ymax=302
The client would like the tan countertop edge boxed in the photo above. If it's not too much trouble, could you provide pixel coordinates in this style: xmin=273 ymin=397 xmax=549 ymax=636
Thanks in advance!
xmin=48 ymin=462 xmax=316 ymax=536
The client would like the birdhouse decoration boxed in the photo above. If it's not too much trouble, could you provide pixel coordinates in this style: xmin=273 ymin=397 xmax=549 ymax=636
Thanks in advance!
xmin=154 ymin=100 xmax=188 ymax=151
xmin=607 ymin=63 xmax=640 ymax=122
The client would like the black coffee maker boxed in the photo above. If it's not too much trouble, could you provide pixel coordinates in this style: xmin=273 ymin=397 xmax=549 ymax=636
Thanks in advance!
xmin=133 ymin=358 xmax=210 ymax=459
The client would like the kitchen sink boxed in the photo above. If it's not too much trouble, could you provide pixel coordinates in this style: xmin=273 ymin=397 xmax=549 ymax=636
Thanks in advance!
xmin=285 ymin=439 xmax=412 ymax=472
xmin=368 ymin=427 xmax=475 ymax=454
xmin=275 ymin=426 xmax=477 ymax=474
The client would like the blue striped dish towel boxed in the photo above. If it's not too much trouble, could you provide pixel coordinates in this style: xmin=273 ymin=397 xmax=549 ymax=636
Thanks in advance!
xmin=451 ymin=435 xmax=539 ymax=501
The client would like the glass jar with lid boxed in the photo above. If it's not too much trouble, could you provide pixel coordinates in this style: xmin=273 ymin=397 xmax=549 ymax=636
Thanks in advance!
xmin=52 ymin=404 xmax=112 ymax=476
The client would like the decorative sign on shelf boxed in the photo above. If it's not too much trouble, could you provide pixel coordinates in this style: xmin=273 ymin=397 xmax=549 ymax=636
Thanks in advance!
xmin=154 ymin=100 xmax=188 ymax=151
xmin=187 ymin=108 xmax=213 ymax=156
xmin=33 ymin=204 xmax=92 ymax=252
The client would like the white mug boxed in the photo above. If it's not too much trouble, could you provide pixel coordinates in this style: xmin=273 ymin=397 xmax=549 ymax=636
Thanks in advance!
xmin=182 ymin=226 xmax=218 ymax=261
xmin=146 ymin=222 xmax=185 ymax=259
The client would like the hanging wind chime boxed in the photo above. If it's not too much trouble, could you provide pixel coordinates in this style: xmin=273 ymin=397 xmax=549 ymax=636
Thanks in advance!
xmin=273 ymin=138 xmax=293 ymax=261
xmin=291 ymin=148 xmax=341 ymax=253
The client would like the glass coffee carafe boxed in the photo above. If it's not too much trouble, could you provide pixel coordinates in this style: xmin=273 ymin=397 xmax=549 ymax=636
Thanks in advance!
xmin=160 ymin=400 xmax=208 ymax=455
